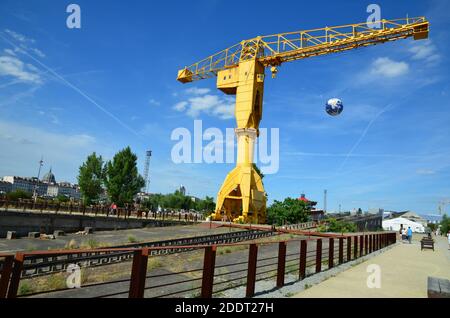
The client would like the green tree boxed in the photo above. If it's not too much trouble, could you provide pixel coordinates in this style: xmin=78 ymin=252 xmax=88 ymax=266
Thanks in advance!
xmin=78 ymin=152 xmax=105 ymax=205
xmin=267 ymin=197 xmax=310 ymax=226
xmin=56 ymin=194 xmax=70 ymax=203
xmin=440 ymin=214 xmax=450 ymax=236
xmin=142 ymin=193 xmax=164 ymax=211
xmin=7 ymin=189 xmax=32 ymax=201
xmin=105 ymin=147 xmax=145 ymax=207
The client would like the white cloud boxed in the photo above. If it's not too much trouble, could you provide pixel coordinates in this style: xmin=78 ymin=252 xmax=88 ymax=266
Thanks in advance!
xmin=4 ymin=29 xmax=35 ymax=43
xmin=3 ymin=48 xmax=16 ymax=56
xmin=185 ymin=87 xmax=210 ymax=95
xmin=0 ymin=55 xmax=42 ymax=84
xmin=416 ymin=169 xmax=436 ymax=175
xmin=173 ymin=94 xmax=234 ymax=119
xmin=0 ymin=120 xmax=101 ymax=183
xmin=32 ymin=48 xmax=45 ymax=58
xmin=409 ymin=40 xmax=440 ymax=64
xmin=148 ymin=98 xmax=160 ymax=106
xmin=173 ymin=101 xmax=188 ymax=111
xmin=370 ymin=57 xmax=409 ymax=78
xmin=3 ymin=29 xmax=45 ymax=59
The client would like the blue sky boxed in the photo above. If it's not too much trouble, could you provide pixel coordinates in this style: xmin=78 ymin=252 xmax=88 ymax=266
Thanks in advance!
xmin=0 ymin=0 xmax=449 ymax=216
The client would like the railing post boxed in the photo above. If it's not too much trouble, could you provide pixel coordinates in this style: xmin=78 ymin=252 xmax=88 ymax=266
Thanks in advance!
xmin=364 ymin=235 xmax=368 ymax=255
xmin=359 ymin=235 xmax=364 ymax=257
xmin=369 ymin=234 xmax=372 ymax=253
xmin=316 ymin=239 xmax=322 ymax=273
xmin=246 ymin=244 xmax=258 ymax=297
xmin=0 ymin=255 xmax=14 ymax=298
xmin=7 ymin=253 xmax=24 ymax=298
xmin=128 ymin=248 xmax=149 ymax=298
xmin=201 ymin=246 xmax=216 ymax=298
xmin=354 ymin=236 xmax=358 ymax=259
xmin=347 ymin=237 xmax=351 ymax=262
xmin=338 ymin=238 xmax=344 ymax=265
xmin=276 ymin=242 xmax=287 ymax=288
xmin=328 ymin=238 xmax=334 ymax=269
xmin=299 ymin=240 xmax=307 ymax=280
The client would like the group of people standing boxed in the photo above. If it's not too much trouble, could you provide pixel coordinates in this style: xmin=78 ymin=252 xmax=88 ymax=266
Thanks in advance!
xmin=400 ymin=226 xmax=413 ymax=244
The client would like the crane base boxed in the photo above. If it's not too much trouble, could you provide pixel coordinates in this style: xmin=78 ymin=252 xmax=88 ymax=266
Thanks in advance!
xmin=210 ymin=164 xmax=266 ymax=224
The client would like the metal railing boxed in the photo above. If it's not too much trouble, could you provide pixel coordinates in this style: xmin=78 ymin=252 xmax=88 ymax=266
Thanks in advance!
xmin=0 ymin=232 xmax=397 ymax=298
xmin=0 ymin=199 xmax=204 ymax=222
xmin=0 ymin=229 xmax=274 ymax=278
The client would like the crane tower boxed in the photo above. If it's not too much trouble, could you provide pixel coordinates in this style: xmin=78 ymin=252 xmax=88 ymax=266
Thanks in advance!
xmin=143 ymin=150 xmax=152 ymax=193
xmin=177 ymin=17 xmax=429 ymax=224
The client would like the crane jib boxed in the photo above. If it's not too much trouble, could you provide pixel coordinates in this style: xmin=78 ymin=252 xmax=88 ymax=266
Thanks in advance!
xmin=177 ymin=17 xmax=429 ymax=83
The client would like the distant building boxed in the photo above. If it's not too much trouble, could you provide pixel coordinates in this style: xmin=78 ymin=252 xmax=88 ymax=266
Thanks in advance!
xmin=47 ymin=181 xmax=81 ymax=200
xmin=0 ymin=180 xmax=12 ymax=194
xmin=297 ymin=193 xmax=323 ymax=221
xmin=2 ymin=168 xmax=80 ymax=200
xmin=368 ymin=208 xmax=384 ymax=215
xmin=179 ymin=185 xmax=186 ymax=196
xmin=400 ymin=211 xmax=428 ymax=227
xmin=42 ymin=168 xmax=56 ymax=184
xmin=2 ymin=176 xmax=48 ymax=196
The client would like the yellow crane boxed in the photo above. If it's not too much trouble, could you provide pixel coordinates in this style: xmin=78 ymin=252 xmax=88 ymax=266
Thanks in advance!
xmin=177 ymin=17 xmax=429 ymax=224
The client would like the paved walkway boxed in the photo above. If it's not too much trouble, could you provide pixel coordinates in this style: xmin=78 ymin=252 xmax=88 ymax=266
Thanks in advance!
xmin=294 ymin=234 xmax=450 ymax=298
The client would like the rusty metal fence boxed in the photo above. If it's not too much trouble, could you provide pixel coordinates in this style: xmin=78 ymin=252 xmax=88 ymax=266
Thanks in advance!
xmin=0 ymin=199 xmax=203 ymax=222
xmin=0 ymin=229 xmax=274 ymax=278
xmin=0 ymin=232 xmax=397 ymax=298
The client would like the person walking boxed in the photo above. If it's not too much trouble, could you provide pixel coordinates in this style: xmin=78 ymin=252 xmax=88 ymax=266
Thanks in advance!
xmin=447 ymin=231 xmax=450 ymax=250
xmin=407 ymin=226 xmax=413 ymax=244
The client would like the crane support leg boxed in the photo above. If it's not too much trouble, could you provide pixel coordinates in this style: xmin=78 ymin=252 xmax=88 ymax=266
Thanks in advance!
xmin=211 ymin=59 xmax=267 ymax=224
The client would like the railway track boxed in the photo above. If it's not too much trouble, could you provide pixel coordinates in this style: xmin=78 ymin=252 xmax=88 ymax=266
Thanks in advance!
xmin=0 ymin=229 xmax=275 ymax=278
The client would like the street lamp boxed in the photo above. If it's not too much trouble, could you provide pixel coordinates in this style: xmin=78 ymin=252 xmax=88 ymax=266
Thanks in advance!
xmin=33 ymin=157 xmax=44 ymax=203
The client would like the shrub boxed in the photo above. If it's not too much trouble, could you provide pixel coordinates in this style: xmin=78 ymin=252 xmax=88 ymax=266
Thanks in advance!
xmin=127 ymin=235 xmax=138 ymax=243
xmin=319 ymin=218 xmax=357 ymax=233
xmin=18 ymin=281 xmax=35 ymax=296
xmin=7 ymin=189 xmax=32 ymax=201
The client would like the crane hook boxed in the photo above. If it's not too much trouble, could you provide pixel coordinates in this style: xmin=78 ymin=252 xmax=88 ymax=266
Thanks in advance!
xmin=271 ymin=66 xmax=278 ymax=79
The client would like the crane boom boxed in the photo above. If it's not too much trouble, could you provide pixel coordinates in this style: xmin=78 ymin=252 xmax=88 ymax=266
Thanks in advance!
xmin=177 ymin=17 xmax=429 ymax=83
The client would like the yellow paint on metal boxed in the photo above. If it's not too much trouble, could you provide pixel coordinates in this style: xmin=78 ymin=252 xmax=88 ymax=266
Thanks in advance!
xmin=176 ymin=17 xmax=429 ymax=224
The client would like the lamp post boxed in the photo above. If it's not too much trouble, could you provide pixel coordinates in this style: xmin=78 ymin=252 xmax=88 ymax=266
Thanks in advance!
xmin=33 ymin=157 xmax=44 ymax=203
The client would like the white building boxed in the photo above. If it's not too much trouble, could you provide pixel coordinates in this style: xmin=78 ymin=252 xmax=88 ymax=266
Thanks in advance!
xmin=382 ymin=217 xmax=425 ymax=233
xmin=2 ymin=176 xmax=48 ymax=196
xmin=2 ymin=168 xmax=80 ymax=200
xmin=0 ymin=180 xmax=12 ymax=194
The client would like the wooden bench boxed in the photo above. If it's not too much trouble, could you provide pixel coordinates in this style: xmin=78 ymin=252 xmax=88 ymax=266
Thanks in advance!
xmin=428 ymin=277 xmax=450 ymax=298
xmin=420 ymin=237 xmax=434 ymax=251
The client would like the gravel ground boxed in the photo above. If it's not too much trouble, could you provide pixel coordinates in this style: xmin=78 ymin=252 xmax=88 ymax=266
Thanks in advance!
xmin=0 ymin=223 xmax=239 ymax=253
